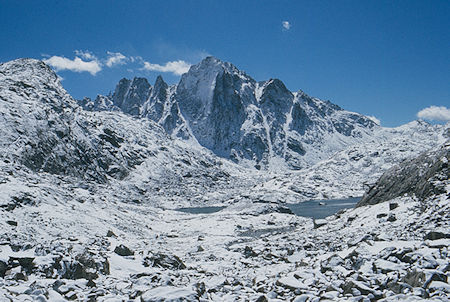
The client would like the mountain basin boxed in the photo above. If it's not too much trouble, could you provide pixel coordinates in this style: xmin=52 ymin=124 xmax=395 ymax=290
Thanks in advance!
xmin=287 ymin=197 xmax=361 ymax=219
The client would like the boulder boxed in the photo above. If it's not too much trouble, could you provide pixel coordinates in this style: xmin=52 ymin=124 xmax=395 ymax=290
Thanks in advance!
xmin=194 ymin=282 xmax=206 ymax=296
xmin=387 ymin=214 xmax=396 ymax=222
xmin=424 ymin=231 xmax=449 ymax=241
xmin=389 ymin=202 xmax=399 ymax=210
xmin=0 ymin=260 xmax=7 ymax=277
xmin=243 ymin=246 xmax=258 ymax=258
xmin=114 ymin=244 xmax=134 ymax=256
xmin=141 ymin=285 xmax=197 ymax=302
xmin=61 ymin=252 xmax=110 ymax=280
xmin=143 ymin=253 xmax=186 ymax=270
xmin=402 ymin=270 xmax=425 ymax=288
xmin=106 ymin=230 xmax=116 ymax=238
xmin=342 ymin=280 xmax=382 ymax=298
xmin=255 ymin=295 xmax=268 ymax=302
xmin=9 ymin=257 xmax=34 ymax=274
xmin=313 ymin=219 xmax=327 ymax=229
xmin=321 ymin=254 xmax=344 ymax=273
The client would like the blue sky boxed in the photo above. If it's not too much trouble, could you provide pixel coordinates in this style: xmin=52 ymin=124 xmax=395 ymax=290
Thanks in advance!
xmin=0 ymin=0 xmax=449 ymax=126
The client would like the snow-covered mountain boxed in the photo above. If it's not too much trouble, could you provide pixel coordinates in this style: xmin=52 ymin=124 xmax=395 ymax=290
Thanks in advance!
xmin=0 ymin=58 xmax=267 ymax=210
xmin=81 ymin=56 xmax=383 ymax=170
xmin=2 ymin=57 xmax=447 ymax=201
xmin=1 ymin=58 xmax=449 ymax=301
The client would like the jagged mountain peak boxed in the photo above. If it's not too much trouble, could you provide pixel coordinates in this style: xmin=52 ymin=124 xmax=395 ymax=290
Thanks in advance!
xmin=111 ymin=76 xmax=151 ymax=115
xmin=153 ymin=75 xmax=168 ymax=91
xmin=258 ymin=78 xmax=293 ymax=103
xmin=114 ymin=77 xmax=151 ymax=89
xmin=195 ymin=56 xmax=236 ymax=72
xmin=77 ymin=56 xmax=432 ymax=170
xmin=131 ymin=76 xmax=150 ymax=86
xmin=183 ymin=56 xmax=254 ymax=85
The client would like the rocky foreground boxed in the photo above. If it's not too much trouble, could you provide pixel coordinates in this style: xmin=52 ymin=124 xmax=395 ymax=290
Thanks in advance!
xmin=0 ymin=143 xmax=449 ymax=301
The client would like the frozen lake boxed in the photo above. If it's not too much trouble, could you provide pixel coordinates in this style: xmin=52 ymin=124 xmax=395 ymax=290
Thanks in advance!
xmin=175 ymin=206 xmax=226 ymax=214
xmin=175 ymin=197 xmax=360 ymax=219
xmin=287 ymin=197 xmax=361 ymax=219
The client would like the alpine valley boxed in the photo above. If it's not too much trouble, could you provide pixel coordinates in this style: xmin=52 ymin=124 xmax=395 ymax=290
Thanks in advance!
xmin=0 ymin=57 xmax=448 ymax=301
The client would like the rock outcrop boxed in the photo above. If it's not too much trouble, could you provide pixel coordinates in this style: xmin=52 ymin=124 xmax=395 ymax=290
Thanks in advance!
xmin=357 ymin=142 xmax=450 ymax=207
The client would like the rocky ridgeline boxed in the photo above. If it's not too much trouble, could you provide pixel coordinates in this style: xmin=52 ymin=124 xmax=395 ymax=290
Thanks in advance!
xmin=80 ymin=56 xmax=380 ymax=170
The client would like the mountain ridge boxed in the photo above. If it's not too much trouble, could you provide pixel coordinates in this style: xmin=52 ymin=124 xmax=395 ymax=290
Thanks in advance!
xmin=80 ymin=56 xmax=381 ymax=170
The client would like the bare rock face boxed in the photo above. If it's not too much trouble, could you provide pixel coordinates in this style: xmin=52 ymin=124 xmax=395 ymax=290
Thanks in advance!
xmin=80 ymin=56 xmax=379 ymax=170
xmin=113 ymin=77 xmax=151 ymax=116
xmin=357 ymin=142 xmax=450 ymax=207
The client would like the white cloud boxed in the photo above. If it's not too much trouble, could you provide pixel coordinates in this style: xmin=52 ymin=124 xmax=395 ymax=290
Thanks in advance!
xmin=142 ymin=60 xmax=191 ymax=76
xmin=417 ymin=106 xmax=450 ymax=122
xmin=43 ymin=56 xmax=102 ymax=75
xmin=74 ymin=50 xmax=97 ymax=61
xmin=129 ymin=56 xmax=142 ymax=63
xmin=43 ymin=50 xmax=194 ymax=77
xmin=105 ymin=52 xmax=127 ymax=67
xmin=282 ymin=21 xmax=291 ymax=30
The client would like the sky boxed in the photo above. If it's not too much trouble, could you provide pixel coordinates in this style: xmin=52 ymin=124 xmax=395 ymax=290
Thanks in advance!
xmin=0 ymin=0 xmax=449 ymax=126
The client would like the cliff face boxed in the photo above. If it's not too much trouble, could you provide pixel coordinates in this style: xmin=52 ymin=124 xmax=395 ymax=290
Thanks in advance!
xmin=81 ymin=56 xmax=380 ymax=170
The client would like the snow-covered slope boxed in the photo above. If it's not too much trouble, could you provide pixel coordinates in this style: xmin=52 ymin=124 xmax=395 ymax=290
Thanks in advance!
xmin=1 ymin=135 xmax=448 ymax=301
xmin=261 ymin=121 xmax=449 ymax=201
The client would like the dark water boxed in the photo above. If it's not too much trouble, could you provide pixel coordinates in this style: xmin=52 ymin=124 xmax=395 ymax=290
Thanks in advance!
xmin=287 ymin=197 xmax=361 ymax=219
xmin=175 ymin=197 xmax=360 ymax=218
xmin=175 ymin=206 xmax=226 ymax=214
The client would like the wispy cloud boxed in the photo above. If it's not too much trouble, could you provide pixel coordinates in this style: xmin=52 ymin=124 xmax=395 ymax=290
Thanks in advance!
xmin=43 ymin=55 xmax=102 ymax=75
xmin=282 ymin=21 xmax=291 ymax=31
xmin=417 ymin=106 xmax=450 ymax=122
xmin=43 ymin=50 xmax=195 ymax=76
xmin=74 ymin=50 xmax=97 ymax=61
xmin=142 ymin=60 xmax=191 ymax=76
xmin=105 ymin=52 xmax=127 ymax=67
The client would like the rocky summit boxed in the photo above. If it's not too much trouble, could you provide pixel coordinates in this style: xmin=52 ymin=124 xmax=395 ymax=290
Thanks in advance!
xmin=0 ymin=57 xmax=449 ymax=301
xmin=80 ymin=56 xmax=383 ymax=170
